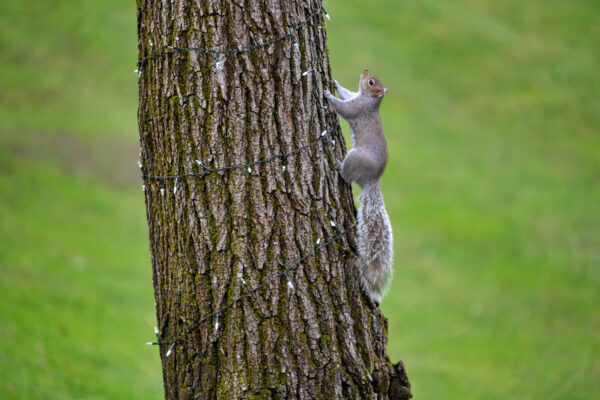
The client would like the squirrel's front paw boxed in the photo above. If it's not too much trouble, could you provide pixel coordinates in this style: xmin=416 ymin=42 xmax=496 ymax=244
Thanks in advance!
xmin=324 ymin=90 xmax=335 ymax=102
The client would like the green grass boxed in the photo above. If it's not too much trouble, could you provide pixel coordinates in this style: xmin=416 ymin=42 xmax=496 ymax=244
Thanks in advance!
xmin=0 ymin=1 xmax=161 ymax=398
xmin=325 ymin=0 xmax=600 ymax=398
xmin=1 ymin=0 xmax=599 ymax=398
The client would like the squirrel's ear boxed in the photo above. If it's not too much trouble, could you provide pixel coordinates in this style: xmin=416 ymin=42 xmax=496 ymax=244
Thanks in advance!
xmin=384 ymin=88 xmax=389 ymax=95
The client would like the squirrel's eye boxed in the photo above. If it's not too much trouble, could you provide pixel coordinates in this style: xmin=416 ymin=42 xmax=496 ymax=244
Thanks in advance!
xmin=369 ymin=79 xmax=374 ymax=85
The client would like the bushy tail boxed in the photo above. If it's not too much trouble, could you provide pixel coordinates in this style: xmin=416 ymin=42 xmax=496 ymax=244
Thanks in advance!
xmin=357 ymin=182 xmax=394 ymax=304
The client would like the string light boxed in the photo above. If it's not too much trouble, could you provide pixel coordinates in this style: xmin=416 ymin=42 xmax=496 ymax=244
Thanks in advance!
xmin=241 ymin=277 xmax=250 ymax=293
xmin=143 ymin=130 xmax=331 ymax=182
xmin=136 ymin=1 xmax=327 ymax=73
xmin=140 ymin=0 xmax=352 ymax=355
xmin=138 ymin=1 xmax=340 ymax=186
xmin=291 ymin=34 xmax=300 ymax=51
xmin=302 ymin=67 xmax=314 ymax=76
xmin=180 ymin=316 xmax=192 ymax=331
xmin=330 ymin=220 xmax=342 ymax=235
xmin=166 ymin=342 xmax=175 ymax=357
xmin=214 ymin=52 xmax=225 ymax=71
xmin=283 ymin=272 xmax=294 ymax=290
xmin=249 ymin=30 xmax=258 ymax=47
xmin=146 ymin=221 xmax=357 ymax=350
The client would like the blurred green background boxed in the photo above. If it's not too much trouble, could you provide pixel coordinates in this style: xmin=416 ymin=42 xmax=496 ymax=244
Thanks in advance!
xmin=1 ymin=0 xmax=598 ymax=398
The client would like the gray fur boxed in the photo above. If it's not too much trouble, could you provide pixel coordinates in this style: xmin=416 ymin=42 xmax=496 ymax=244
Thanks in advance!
xmin=325 ymin=71 xmax=393 ymax=303
xmin=357 ymin=182 xmax=393 ymax=303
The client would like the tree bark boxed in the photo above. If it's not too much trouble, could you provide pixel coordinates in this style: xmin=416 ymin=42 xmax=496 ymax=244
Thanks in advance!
xmin=137 ymin=0 xmax=411 ymax=398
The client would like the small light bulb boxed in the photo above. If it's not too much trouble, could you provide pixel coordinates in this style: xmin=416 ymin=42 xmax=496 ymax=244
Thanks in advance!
xmin=166 ymin=342 xmax=174 ymax=357
xmin=160 ymin=188 xmax=165 ymax=196
xmin=291 ymin=35 xmax=299 ymax=51
xmin=302 ymin=68 xmax=314 ymax=76
xmin=215 ymin=53 xmax=225 ymax=71
xmin=316 ymin=237 xmax=321 ymax=245
xmin=249 ymin=30 xmax=258 ymax=47
xmin=241 ymin=277 xmax=249 ymax=292
xmin=180 ymin=316 xmax=191 ymax=329
xmin=284 ymin=273 xmax=294 ymax=290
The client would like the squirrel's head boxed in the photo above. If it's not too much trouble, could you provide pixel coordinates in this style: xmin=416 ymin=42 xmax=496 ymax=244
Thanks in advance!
xmin=360 ymin=70 xmax=389 ymax=99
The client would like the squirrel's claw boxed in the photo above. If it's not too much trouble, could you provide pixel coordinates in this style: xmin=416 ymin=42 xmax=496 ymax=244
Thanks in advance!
xmin=324 ymin=90 xmax=333 ymax=99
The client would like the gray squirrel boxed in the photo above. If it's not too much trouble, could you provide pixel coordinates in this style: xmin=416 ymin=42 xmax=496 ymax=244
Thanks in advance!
xmin=324 ymin=70 xmax=393 ymax=304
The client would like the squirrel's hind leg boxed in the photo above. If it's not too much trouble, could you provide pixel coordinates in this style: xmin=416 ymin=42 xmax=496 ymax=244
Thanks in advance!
xmin=340 ymin=148 xmax=373 ymax=186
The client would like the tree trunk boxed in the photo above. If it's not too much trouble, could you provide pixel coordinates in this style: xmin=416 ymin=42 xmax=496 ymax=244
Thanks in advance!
xmin=137 ymin=0 xmax=411 ymax=398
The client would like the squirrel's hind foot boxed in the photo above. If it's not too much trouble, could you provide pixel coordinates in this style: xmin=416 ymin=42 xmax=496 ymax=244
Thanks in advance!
xmin=338 ymin=160 xmax=350 ymax=183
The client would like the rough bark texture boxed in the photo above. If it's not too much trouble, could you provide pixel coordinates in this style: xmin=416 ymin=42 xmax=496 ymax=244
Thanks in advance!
xmin=137 ymin=0 xmax=411 ymax=398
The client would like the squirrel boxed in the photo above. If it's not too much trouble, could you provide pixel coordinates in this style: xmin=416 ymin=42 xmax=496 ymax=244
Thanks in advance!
xmin=324 ymin=70 xmax=393 ymax=304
